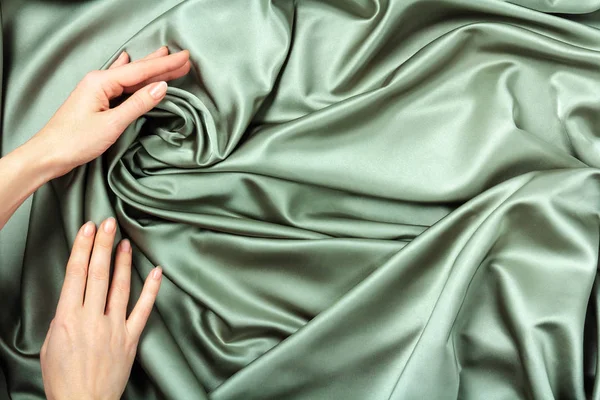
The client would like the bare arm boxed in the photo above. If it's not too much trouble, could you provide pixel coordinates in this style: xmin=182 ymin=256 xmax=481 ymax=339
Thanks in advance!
xmin=0 ymin=135 xmax=61 ymax=229
xmin=0 ymin=46 xmax=190 ymax=230
xmin=0 ymin=46 xmax=191 ymax=400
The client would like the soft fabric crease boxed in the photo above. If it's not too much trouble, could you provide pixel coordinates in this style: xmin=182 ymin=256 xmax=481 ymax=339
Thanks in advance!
xmin=1 ymin=0 xmax=600 ymax=399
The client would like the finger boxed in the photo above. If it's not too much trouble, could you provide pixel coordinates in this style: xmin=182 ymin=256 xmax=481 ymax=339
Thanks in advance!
xmin=123 ymin=60 xmax=191 ymax=94
xmin=109 ymin=51 xmax=129 ymax=69
xmin=106 ymin=239 xmax=132 ymax=321
xmin=107 ymin=81 xmax=168 ymax=131
xmin=84 ymin=217 xmax=117 ymax=313
xmin=104 ymin=50 xmax=189 ymax=95
xmin=56 ymin=221 xmax=96 ymax=314
xmin=109 ymin=46 xmax=167 ymax=71
xmin=133 ymin=46 xmax=169 ymax=63
xmin=127 ymin=267 xmax=162 ymax=340
xmin=111 ymin=46 xmax=168 ymax=72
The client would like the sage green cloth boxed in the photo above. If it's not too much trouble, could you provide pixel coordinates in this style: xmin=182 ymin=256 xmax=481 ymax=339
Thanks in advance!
xmin=1 ymin=0 xmax=600 ymax=398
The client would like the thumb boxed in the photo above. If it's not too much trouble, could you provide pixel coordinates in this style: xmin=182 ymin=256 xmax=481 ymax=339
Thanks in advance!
xmin=109 ymin=81 xmax=167 ymax=131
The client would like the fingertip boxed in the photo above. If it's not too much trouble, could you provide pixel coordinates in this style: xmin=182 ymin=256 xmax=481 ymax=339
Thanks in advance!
xmin=146 ymin=46 xmax=169 ymax=59
xmin=120 ymin=239 xmax=131 ymax=253
xmin=173 ymin=49 xmax=190 ymax=60
xmin=109 ymin=51 xmax=129 ymax=69
xmin=102 ymin=217 xmax=117 ymax=234
xmin=149 ymin=81 xmax=168 ymax=100
xmin=152 ymin=266 xmax=162 ymax=281
xmin=81 ymin=221 xmax=95 ymax=237
xmin=126 ymin=266 xmax=162 ymax=337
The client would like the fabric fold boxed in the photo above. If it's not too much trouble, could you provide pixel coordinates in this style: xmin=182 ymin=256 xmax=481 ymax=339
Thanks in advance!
xmin=1 ymin=0 xmax=600 ymax=398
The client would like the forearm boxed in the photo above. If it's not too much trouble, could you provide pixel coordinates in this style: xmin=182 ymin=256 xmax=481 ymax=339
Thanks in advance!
xmin=0 ymin=135 xmax=62 ymax=230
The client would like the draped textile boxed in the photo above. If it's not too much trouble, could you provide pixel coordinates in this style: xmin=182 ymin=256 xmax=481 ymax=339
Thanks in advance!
xmin=1 ymin=0 xmax=600 ymax=398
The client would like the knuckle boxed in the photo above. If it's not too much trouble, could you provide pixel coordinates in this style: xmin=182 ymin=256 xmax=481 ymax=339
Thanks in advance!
xmin=130 ymin=94 xmax=148 ymax=113
xmin=95 ymin=240 xmax=113 ymax=251
xmin=117 ymin=253 xmax=132 ymax=267
xmin=81 ymin=70 xmax=103 ymax=86
xmin=72 ymin=239 xmax=92 ymax=255
xmin=113 ymin=278 xmax=130 ymax=295
xmin=89 ymin=267 xmax=109 ymax=282
xmin=105 ymin=80 xmax=123 ymax=98
xmin=66 ymin=263 xmax=87 ymax=278
xmin=104 ymin=112 xmax=125 ymax=134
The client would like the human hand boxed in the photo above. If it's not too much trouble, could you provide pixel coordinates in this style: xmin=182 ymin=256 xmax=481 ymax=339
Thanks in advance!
xmin=30 ymin=46 xmax=191 ymax=178
xmin=40 ymin=218 xmax=163 ymax=400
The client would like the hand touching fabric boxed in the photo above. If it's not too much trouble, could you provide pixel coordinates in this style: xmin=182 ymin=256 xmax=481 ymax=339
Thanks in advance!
xmin=29 ymin=48 xmax=184 ymax=397
xmin=40 ymin=218 xmax=163 ymax=400
xmin=0 ymin=46 xmax=190 ymax=230
xmin=32 ymin=46 xmax=191 ymax=177
xmin=0 ymin=47 xmax=186 ymax=396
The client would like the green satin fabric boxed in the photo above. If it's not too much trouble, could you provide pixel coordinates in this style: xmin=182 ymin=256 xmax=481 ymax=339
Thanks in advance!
xmin=1 ymin=0 xmax=600 ymax=398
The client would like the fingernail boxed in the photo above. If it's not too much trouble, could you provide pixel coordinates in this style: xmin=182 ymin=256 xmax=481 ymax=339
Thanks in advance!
xmin=152 ymin=267 xmax=162 ymax=280
xmin=82 ymin=221 xmax=95 ymax=237
xmin=151 ymin=46 xmax=166 ymax=55
xmin=103 ymin=217 xmax=116 ymax=233
xmin=149 ymin=81 xmax=167 ymax=99
xmin=117 ymin=51 xmax=127 ymax=60
xmin=121 ymin=239 xmax=131 ymax=253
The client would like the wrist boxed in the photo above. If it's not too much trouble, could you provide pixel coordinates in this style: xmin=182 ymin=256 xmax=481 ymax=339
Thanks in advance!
xmin=22 ymin=130 xmax=71 ymax=181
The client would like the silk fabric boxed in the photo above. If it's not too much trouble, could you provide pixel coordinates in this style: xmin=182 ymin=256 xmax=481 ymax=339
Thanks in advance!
xmin=1 ymin=0 xmax=600 ymax=398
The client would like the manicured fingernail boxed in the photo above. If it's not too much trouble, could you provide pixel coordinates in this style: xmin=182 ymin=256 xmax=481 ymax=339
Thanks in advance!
xmin=82 ymin=221 xmax=95 ymax=237
xmin=149 ymin=81 xmax=167 ymax=99
xmin=121 ymin=239 xmax=131 ymax=253
xmin=104 ymin=217 xmax=116 ymax=233
xmin=150 ymin=47 xmax=166 ymax=56
xmin=152 ymin=267 xmax=162 ymax=280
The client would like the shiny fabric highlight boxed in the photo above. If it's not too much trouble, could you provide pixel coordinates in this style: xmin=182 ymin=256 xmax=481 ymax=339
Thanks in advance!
xmin=1 ymin=0 xmax=600 ymax=398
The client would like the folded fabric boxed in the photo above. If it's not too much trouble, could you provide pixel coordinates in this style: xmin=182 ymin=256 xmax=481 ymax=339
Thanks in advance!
xmin=1 ymin=0 xmax=599 ymax=398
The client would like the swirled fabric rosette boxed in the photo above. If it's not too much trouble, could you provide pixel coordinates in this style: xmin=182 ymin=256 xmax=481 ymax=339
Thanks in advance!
xmin=1 ymin=0 xmax=600 ymax=399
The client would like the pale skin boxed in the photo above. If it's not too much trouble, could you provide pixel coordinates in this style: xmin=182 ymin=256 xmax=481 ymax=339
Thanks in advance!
xmin=0 ymin=46 xmax=191 ymax=399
